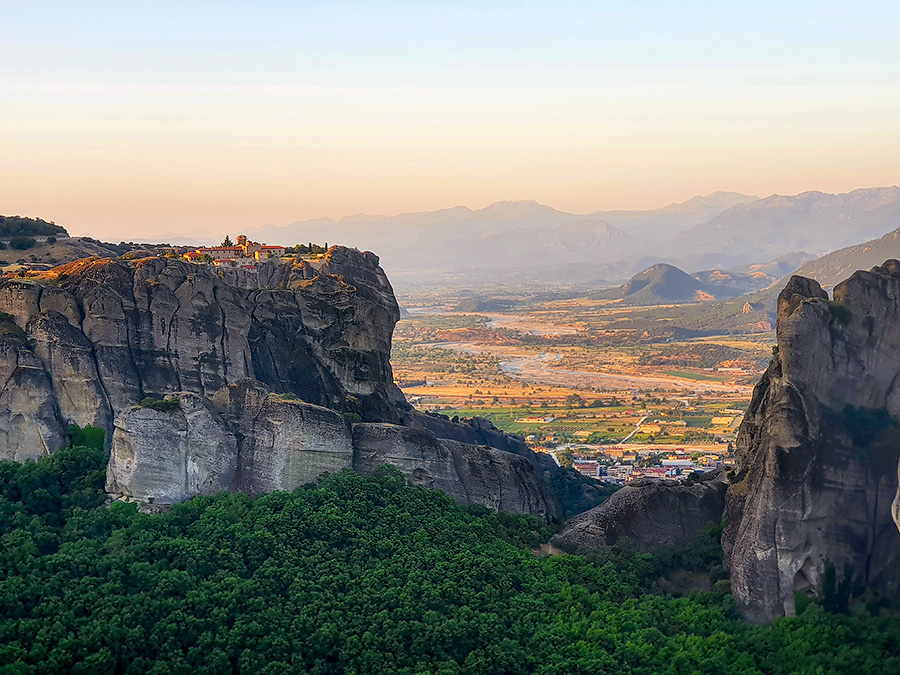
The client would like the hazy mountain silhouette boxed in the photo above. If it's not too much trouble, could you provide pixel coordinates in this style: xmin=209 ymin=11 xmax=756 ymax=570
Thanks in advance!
xmin=225 ymin=187 xmax=900 ymax=287
xmin=671 ymin=187 xmax=900 ymax=264
xmin=779 ymin=226 xmax=900 ymax=290
xmin=242 ymin=194 xmax=754 ymax=273
xmin=595 ymin=263 xmax=754 ymax=305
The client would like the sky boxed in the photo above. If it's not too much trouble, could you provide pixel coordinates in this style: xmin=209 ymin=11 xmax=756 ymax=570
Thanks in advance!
xmin=2 ymin=1 xmax=899 ymax=240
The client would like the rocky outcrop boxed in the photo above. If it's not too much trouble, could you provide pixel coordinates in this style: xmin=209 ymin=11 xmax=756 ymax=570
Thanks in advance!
xmin=724 ymin=262 xmax=900 ymax=623
xmin=0 ymin=324 xmax=66 ymax=461
xmin=106 ymin=380 xmax=554 ymax=519
xmin=352 ymin=423 xmax=553 ymax=518
xmin=551 ymin=474 xmax=726 ymax=552
xmin=106 ymin=393 xmax=237 ymax=504
xmin=212 ymin=380 xmax=354 ymax=494
xmin=0 ymin=247 xmax=404 ymax=460
xmin=0 ymin=247 xmax=556 ymax=520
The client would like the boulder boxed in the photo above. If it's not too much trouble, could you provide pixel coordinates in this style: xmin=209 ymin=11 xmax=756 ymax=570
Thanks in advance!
xmin=551 ymin=474 xmax=726 ymax=552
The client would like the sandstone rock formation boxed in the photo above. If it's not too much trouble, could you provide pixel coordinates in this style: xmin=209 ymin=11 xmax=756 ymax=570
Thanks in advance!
xmin=551 ymin=473 xmax=726 ymax=552
xmin=0 ymin=247 xmax=553 ymax=518
xmin=724 ymin=262 xmax=900 ymax=623
xmin=353 ymin=423 xmax=552 ymax=518
xmin=0 ymin=247 xmax=405 ymax=460
xmin=106 ymin=380 xmax=553 ymax=519
xmin=106 ymin=393 xmax=237 ymax=504
xmin=212 ymin=380 xmax=354 ymax=495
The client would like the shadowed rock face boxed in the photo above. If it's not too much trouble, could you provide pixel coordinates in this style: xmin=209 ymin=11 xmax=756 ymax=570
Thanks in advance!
xmin=550 ymin=474 xmax=726 ymax=552
xmin=724 ymin=262 xmax=900 ymax=624
xmin=1 ymin=248 xmax=555 ymax=520
xmin=107 ymin=380 xmax=554 ymax=519
xmin=0 ymin=247 xmax=404 ymax=460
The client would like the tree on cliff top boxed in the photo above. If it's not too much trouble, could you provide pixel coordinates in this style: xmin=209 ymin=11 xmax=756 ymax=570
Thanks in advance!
xmin=0 ymin=216 xmax=67 ymax=238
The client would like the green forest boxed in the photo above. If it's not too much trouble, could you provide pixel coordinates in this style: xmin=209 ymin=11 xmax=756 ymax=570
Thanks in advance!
xmin=1 ymin=436 xmax=899 ymax=674
xmin=0 ymin=216 xmax=67 ymax=238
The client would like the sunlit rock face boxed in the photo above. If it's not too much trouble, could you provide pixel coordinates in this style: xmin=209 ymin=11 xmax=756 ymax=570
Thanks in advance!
xmin=0 ymin=248 xmax=555 ymax=520
xmin=0 ymin=247 xmax=405 ymax=460
xmin=211 ymin=380 xmax=355 ymax=495
xmin=106 ymin=381 xmax=554 ymax=520
xmin=724 ymin=262 xmax=900 ymax=624
xmin=106 ymin=393 xmax=238 ymax=504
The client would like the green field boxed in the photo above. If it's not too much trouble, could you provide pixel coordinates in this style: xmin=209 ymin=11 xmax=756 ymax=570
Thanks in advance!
xmin=435 ymin=406 xmax=635 ymax=438
xmin=660 ymin=369 xmax=729 ymax=381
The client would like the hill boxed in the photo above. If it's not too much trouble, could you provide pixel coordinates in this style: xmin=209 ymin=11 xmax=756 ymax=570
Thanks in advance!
xmin=597 ymin=263 xmax=764 ymax=305
xmin=0 ymin=215 xmax=67 ymax=238
xmin=729 ymin=251 xmax=815 ymax=280
xmin=0 ymin=236 xmax=149 ymax=272
xmin=650 ymin=228 xmax=900 ymax=336
xmin=787 ymin=226 xmax=900 ymax=289
xmin=664 ymin=225 xmax=900 ymax=336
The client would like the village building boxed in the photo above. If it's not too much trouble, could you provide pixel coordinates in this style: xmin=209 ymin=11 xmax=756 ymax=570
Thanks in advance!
xmin=183 ymin=234 xmax=289 ymax=264
xmin=572 ymin=460 xmax=600 ymax=477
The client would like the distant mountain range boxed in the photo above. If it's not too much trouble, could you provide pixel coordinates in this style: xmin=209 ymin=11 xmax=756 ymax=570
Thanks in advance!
xmin=144 ymin=186 xmax=900 ymax=287
xmin=588 ymin=191 xmax=758 ymax=240
xmin=237 ymin=192 xmax=761 ymax=277
xmin=666 ymin=187 xmax=900 ymax=271
xmin=783 ymin=226 xmax=900 ymax=289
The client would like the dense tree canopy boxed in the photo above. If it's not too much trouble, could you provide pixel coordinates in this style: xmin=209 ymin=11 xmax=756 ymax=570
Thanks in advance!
xmin=1 ymin=443 xmax=899 ymax=674
xmin=0 ymin=216 xmax=67 ymax=238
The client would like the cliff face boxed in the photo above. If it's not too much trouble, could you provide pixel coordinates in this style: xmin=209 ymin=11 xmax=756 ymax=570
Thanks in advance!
xmin=724 ymin=261 xmax=900 ymax=623
xmin=106 ymin=380 xmax=553 ymax=519
xmin=0 ymin=247 xmax=403 ymax=461
xmin=0 ymin=248 xmax=554 ymax=520
xmin=551 ymin=474 xmax=726 ymax=552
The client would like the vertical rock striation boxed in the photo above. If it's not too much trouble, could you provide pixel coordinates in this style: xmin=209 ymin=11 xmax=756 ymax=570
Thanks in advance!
xmin=724 ymin=262 xmax=900 ymax=623
xmin=106 ymin=393 xmax=238 ymax=504
xmin=106 ymin=381 xmax=554 ymax=519
xmin=0 ymin=247 xmax=404 ymax=459
xmin=0 ymin=247 xmax=554 ymax=519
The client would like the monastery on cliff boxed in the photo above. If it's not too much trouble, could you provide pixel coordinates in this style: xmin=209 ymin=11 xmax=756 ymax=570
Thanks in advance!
xmin=183 ymin=235 xmax=286 ymax=267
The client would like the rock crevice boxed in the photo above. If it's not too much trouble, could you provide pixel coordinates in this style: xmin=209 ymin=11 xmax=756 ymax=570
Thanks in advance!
xmin=0 ymin=248 xmax=555 ymax=520
xmin=107 ymin=380 xmax=553 ymax=520
xmin=724 ymin=262 xmax=900 ymax=623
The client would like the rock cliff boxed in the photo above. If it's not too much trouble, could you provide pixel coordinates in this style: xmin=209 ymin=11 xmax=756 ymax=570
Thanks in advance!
xmin=0 ymin=247 xmax=403 ymax=461
xmin=106 ymin=380 xmax=553 ymax=519
xmin=723 ymin=261 xmax=900 ymax=623
xmin=551 ymin=474 xmax=726 ymax=552
xmin=0 ymin=247 xmax=554 ymax=519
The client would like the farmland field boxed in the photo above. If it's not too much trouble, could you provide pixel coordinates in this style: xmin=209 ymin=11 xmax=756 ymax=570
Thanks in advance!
xmin=391 ymin=283 xmax=766 ymax=456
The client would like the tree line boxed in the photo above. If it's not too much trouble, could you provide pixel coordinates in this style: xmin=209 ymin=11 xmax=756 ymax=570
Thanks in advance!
xmin=1 ymin=431 xmax=899 ymax=673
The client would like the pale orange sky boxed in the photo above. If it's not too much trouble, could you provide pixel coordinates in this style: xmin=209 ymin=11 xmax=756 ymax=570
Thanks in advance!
xmin=2 ymin=3 xmax=899 ymax=241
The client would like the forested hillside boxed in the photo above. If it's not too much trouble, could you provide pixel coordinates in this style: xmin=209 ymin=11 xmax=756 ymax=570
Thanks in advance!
xmin=0 ymin=215 xmax=67 ymax=238
xmin=1 ymin=438 xmax=899 ymax=674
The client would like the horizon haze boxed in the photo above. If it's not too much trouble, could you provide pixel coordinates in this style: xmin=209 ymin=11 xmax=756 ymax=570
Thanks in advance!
xmin=2 ymin=1 xmax=899 ymax=241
